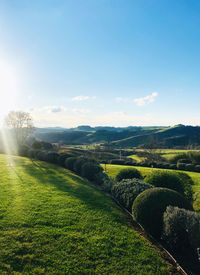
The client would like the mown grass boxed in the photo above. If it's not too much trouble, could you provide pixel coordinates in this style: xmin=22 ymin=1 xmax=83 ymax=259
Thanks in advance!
xmin=0 ymin=154 xmax=175 ymax=274
xmin=103 ymin=164 xmax=200 ymax=211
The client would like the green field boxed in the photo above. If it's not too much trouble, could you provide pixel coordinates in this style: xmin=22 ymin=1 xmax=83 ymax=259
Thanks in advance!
xmin=128 ymin=149 xmax=200 ymax=162
xmin=103 ymin=164 xmax=200 ymax=211
xmin=0 ymin=154 xmax=175 ymax=274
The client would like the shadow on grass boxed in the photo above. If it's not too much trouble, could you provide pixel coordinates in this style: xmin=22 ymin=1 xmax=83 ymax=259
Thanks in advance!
xmin=20 ymin=160 xmax=127 ymax=225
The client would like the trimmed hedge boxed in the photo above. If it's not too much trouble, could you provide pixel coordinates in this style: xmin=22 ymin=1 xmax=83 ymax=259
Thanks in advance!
xmin=176 ymin=163 xmax=186 ymax=170
xmin=132 ymin=187 xmax=193 ymax=238
xmin=111 ymin=179 xmax=153 ymax=211
xmin=116 ymin=168 xmax=143 ymax=182
xmin=46 ymin=152 xmax=60 ymax=164
xmin=144 ymin=171 xmax=185 ymax=196
xmin=81 ymin=162 xmax=103 ymax=181
xmin=65 ymin=157 xmax=77 ymax=171
xmin=73 ymin=157 xmax=88 ymax=175
xmin=57 ymin=153 xmax=73 ymax=167
xmin=163 ymin=206 xmax=200 ymax=256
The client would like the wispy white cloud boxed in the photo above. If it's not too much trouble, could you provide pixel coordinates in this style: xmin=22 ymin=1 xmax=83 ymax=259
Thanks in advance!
xmin=115 ymin=97 xmax=129 ymax=102
xmin=134 ymin=92 xmax=158 ymax=106
xmin=72 ymin=96 xmax=96 ymax=101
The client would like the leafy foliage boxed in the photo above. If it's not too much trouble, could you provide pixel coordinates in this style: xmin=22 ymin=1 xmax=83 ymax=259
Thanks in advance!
xmin=132 ymin=187 xmax=193 ymax=238
xmin=116 ymin=168 xmax=143 ymax=182
xmin=111 ymin=179 xmax=153 ymax=211
xmin=163 ymin=206 xmax=200 ymax=258
xmin=144 ymin=171 xmax=185 ymax=195
xmin=81 ymin=162 xmax=103 ymax=182
xmin=64 ymin=157 xmax=77 ymax=171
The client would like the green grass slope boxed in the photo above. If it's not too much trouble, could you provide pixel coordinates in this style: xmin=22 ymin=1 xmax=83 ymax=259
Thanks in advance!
xmin=0 ymin=155 xmax=174 ymax=274
xmin=103 ymin=164 xmax=200 ymax=211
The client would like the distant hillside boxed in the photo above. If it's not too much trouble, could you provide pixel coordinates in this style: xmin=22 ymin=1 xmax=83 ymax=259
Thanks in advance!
xmin=35 ymin=126 xmax=164 ymax=145
xmin=34 ymin=124 xmax=200 ymax=148
xmin=112 ymin=125 xmax=200 ymax=148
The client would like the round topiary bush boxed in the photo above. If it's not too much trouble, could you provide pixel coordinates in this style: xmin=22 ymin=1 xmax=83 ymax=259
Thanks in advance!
xmin=36 ymin=150 xmax=48 ymax=161
xmin=64 ymin=157 xmax=77 ymax=171
xmin=81 ymin=162 xmax=103 ymax=181
xmin=73 ymin=157 xmax=88 ymax=175
xmin=176 ymin=172 xmax=194 ymax=185
xmin=111 ymin=179 xmax=153 ymax=211
xmin=57 ymin=153 xmax=73 ymax=167
xmin=132 ymin=187 xmax=193 ymax=238
xmin=46 ymin=152 xmax=60 ymax=164
xmin=144 ymin=171 xmax=185 ymax=195
xmin=116 ymin=168 xmax=143 ymax=182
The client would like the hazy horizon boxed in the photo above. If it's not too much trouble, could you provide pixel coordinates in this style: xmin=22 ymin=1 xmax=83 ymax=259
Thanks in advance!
xmin=1 ymin=1 xmax=200 ymax=127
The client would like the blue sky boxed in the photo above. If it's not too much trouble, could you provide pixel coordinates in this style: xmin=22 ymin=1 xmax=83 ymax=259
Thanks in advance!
xmin=0 ymin=0 xmax=200 ymax=127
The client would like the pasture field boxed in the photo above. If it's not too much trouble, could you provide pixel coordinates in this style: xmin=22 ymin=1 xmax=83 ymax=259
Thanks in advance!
xmin=128 ymin=149 xmax=200 ymax=162
xmin=103 ymin=164 xmax=200 ymax=211
xmin=0 ymin=154 xmax=175 ymax=274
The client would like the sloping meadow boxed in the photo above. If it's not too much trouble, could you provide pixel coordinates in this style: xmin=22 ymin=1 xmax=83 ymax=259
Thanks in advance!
xmin=0 ymin=155 xmax=176 ymax=274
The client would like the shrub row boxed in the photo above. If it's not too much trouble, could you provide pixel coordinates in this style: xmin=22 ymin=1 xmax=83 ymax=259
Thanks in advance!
xmin=18 ymin=146 xmax=106 ymax=185
xmin=108 ymin=157 xmax=200 ymax=173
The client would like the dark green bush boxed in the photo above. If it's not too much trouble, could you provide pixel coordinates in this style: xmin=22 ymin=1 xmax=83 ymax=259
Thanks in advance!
xmin=46 ymin=152 xmax=60 ymax=164
xmin=81 ymin=162 xmax=103 ymax=181
xmin=57 ymin=153 xmax=74 ymax=167
xmin=64 ymin=157 xmax=77 ymax=171
xmin=169 ymin=164 xmax=176 ymax=170
xmin=132 ymin=187 xmax=193 ymax=238
xmin=18 ymin=145 xmax=29 ymax=157
xmin=144 ymin=171 xmax=185 ymax=195
xmin=177 ymin=158 xmax=191 ymax=164
xmin=177 ymin=163 xmax=186 ymax=170
xmin=112 ymin=179 xmax=153 ymax=211
xmin=116 ymin=168 xmax=143 ymax=182
xmin=73 ymin=157 xmax=88 ymax=175
xmin=36 ymin=150 xmax=48 ymax=161
xmin=176 ymin=172 xmax=194 ymax=185
xmin=185 ymin=163 xmax=195 ymax=171
xmin=169 ymin=153 xmax=189 ymax=164
xmin=110 ymin=159 xmax=127 ymax=165
xmin=163 ymin=206 xmax=200 ymax=256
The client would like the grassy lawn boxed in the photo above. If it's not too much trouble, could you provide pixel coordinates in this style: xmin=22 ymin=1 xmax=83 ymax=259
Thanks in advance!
xmin=0 ymin=154 xmax=175 ymax=274
xmin=103 ymin=164 xmax=200 ymax=211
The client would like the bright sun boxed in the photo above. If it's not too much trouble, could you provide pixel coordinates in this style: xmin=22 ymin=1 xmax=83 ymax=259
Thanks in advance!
xmin=0 ymin=60 xmax=19 ymax=125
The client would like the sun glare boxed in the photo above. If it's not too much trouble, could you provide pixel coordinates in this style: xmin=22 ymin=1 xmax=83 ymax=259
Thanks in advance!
xmin=0 ymin=60 xmax=19 ymax=126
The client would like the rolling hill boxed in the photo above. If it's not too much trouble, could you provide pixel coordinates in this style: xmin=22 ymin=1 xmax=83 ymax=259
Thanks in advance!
xmin=34 ymin=124 xmax=200 ymax=149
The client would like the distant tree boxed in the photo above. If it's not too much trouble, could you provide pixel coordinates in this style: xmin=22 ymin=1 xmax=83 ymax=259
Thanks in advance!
xmin=4 ymin=111 xmax=34 ymax=145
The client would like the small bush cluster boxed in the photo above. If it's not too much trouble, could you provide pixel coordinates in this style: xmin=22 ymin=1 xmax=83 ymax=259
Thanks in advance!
xmin=163 ymin=206 xmax=200 ymax=258
xmin=132 ymin=187 xmax=193 ymax=238
xmin=111 ymin=179 xmax=153 ymax=211
xmin=116 ymin=168 xmax=143 ymax=182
